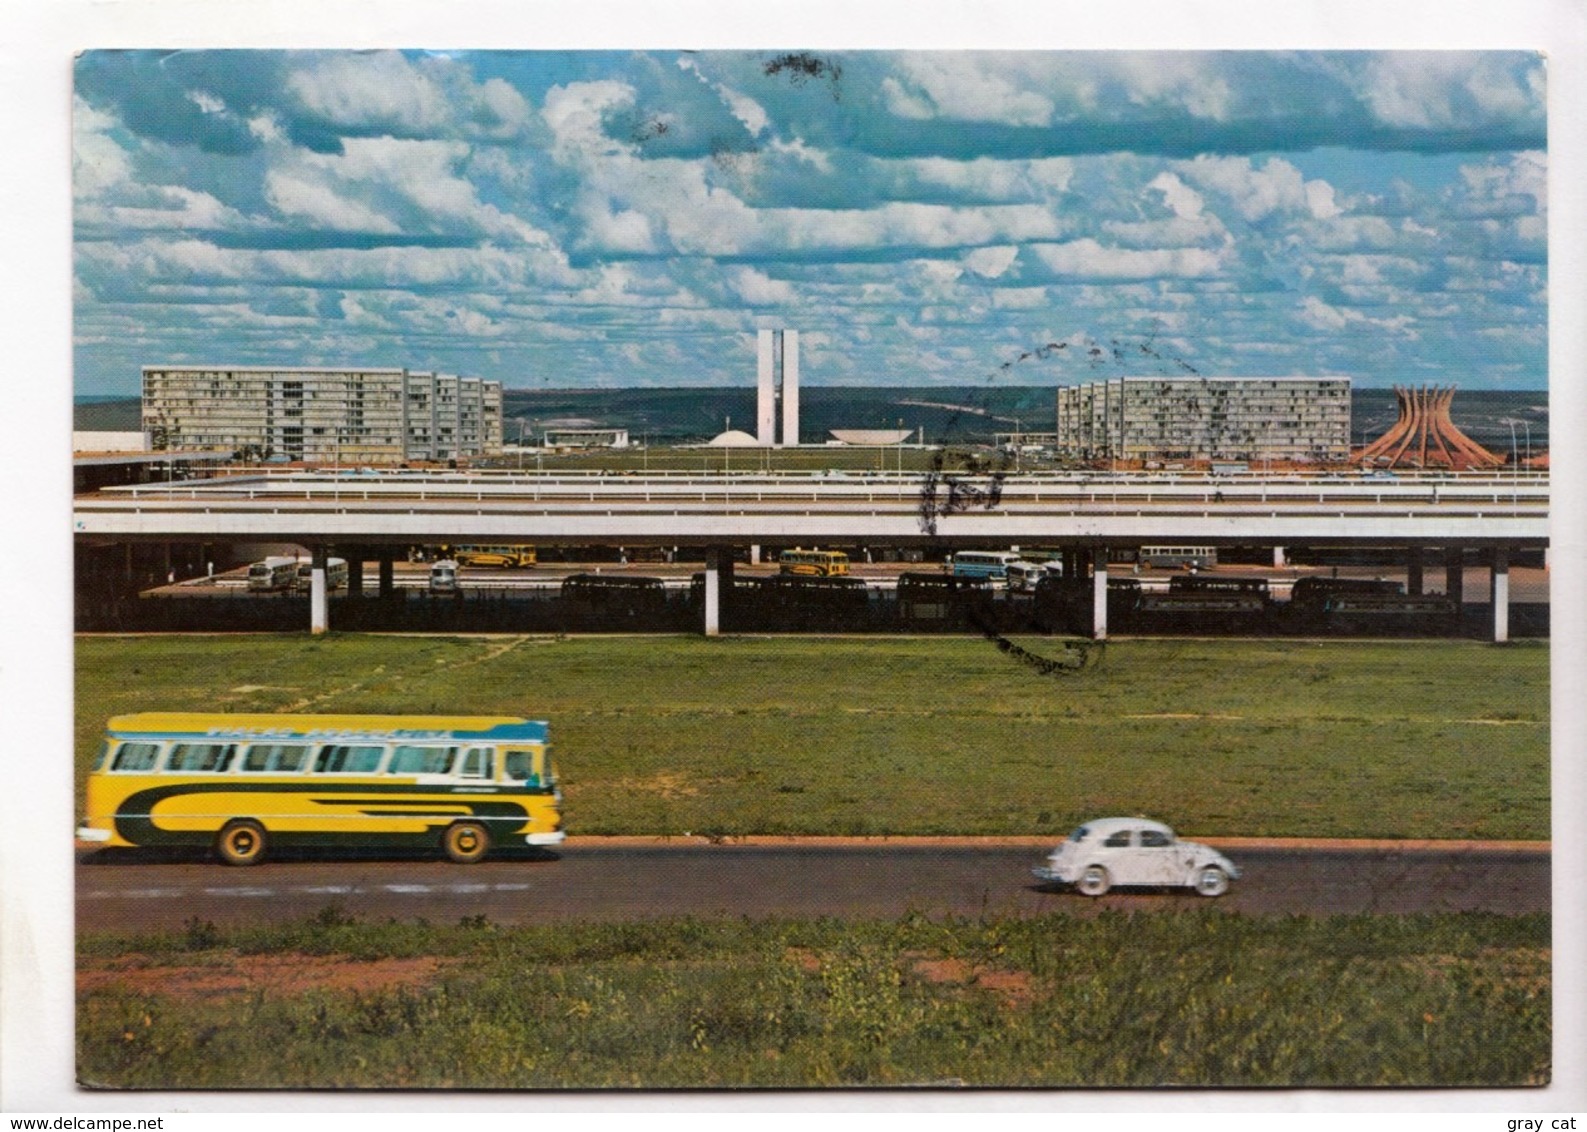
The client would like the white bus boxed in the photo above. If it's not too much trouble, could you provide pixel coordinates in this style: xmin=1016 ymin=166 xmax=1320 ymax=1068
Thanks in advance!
xmin=1005 ymin=560 xmax=1059 ymax=593
xmin=247 ymin=557 xmax=299 ymax=593
xmin=429 ymin=559 xmax=460 ymax=595
xmin=294 ymin=557 xmax=349 ymax=593
xmin=949 ymin=550 xmax=1023 ymax=581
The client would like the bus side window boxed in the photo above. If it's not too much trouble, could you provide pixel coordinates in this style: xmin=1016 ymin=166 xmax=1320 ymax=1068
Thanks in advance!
xmin=503 ymin=749 xmax=541 ymax=786
xmin=168 ymin=743 xmax=234 ymax=772
xmin=243 ymin=744 xmax=308 ymax=772
xmin=92 ymin=741 xmax=111 ymax=771
xmin=315 ymin=744 xmax=386 ymax=773
xmin=111 ymin=742 xmax=162 ymax=772
xmin=460 ymin=747 xmax=494 ymax=779
xmin=390 ymin=745 xmax=456 ymax=775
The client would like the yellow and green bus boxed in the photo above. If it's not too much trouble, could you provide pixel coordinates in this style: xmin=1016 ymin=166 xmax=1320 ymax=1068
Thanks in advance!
xmin=778 ymin=548 xmax=851 ymax=577
xmin=78 ymin=712 xmax=564 ymax=865
xmin=453 ymin=545 xmax=537 ymax=568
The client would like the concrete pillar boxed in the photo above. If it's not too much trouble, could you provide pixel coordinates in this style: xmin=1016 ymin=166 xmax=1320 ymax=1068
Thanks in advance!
xmin=781 ymin=330 xmax=799 ymax=446
xmin=1444 ymin=547 xmax=1464 ymax=610
xmin=1092 ymin=549 xmax=1108 ymax=640
xmin=378 ymin=553 xmax=395 ymax=599
xmin=751 ymin=545 xmax=761 ymax=565
xmin=1490 ymin=547 xmax=1509 ymax=643
xmin=346 ymin=553 xmax=365 ymax=600
xmin=1407 ymin=547 xmax=1424 ymax=595
xmin=310 ymin=545 xmax=329 ymax=635
xmin=702 ymin=548 xmax=722 ymax=637
xmin=1273 ymin=546 xmax=1286 ymax=569
xmin=757 ymin=330 xmax=776 ymax=446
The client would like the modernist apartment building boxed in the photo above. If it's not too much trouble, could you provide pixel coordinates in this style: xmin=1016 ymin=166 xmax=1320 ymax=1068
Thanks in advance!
xmin=1055 ymin=377 xmax=1352 ymax=463
xmin=142 ymin=366 xmax=503 ymax=463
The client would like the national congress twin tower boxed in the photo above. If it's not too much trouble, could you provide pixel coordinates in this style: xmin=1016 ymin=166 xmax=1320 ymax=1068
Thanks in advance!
xmin=142 ymin=366 xmax=504 ymax=464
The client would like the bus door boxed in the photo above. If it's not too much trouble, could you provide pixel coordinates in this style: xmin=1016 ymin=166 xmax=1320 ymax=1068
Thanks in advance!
xmin=458 ymin=746 xmax=495 ymax=782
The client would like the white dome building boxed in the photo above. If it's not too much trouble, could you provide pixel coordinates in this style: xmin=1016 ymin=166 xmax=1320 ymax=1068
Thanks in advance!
xmin=707 ymin=429 xmax=762 ymax=447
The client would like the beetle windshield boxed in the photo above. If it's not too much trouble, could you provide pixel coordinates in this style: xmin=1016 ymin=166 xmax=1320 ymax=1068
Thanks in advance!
xmin=1069 ymin=826 xmax=1089 ymax=843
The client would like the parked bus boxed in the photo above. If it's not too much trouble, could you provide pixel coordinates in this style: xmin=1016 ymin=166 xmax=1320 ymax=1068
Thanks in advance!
xmin=429 ymin=559 xmax=460 ymax=595
xmin=779 ymin=548 xmax=851 ymax=577
xmin=1138 ymin=546 xmax=1218 ymax=569
xmin=949 ymin=550 xmax=1022 ymax=580
xmin=294 ymin=557 xmax=349 ymax=593
xmin=1004 ymin=560 xmax=1057 ymax=593
xmin=77 ymin=712 xmax=564 ymax=865
xmin=453 ymin=545 xmax=537 ymax=568
xmin=247 ymin=556 xmax=298 ymax=593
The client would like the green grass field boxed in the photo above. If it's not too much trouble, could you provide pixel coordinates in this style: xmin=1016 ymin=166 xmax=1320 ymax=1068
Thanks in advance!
xmin=77 ymin=909 xmax=1550 ymax=1088
xmin=75 ymin=634 xmax=1549 ymax=839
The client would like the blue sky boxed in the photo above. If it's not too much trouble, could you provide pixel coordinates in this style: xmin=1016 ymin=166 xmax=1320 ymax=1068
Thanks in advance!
xmin=72 ymin=49 xmax=1548 ymax=396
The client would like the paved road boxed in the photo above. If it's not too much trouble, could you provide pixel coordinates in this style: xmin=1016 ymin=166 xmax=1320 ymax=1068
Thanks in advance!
xmin=76 ymin=842 xmax=1549 ymax=932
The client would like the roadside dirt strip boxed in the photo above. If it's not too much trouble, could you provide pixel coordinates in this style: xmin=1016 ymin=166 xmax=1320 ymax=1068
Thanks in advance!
xmin=76 ymin=837 xmax=1550 ymax=933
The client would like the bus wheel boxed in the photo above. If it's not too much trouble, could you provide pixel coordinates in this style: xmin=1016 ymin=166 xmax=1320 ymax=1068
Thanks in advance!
xmin=216 ymin=820 xmax=268 ymax=866
xmin=442 ymin=821 xmax=490 ymax=864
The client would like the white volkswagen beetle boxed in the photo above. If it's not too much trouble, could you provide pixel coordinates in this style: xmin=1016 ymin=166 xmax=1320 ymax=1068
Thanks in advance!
xmin=1032 ymin=817 xmax=1240 ymax=897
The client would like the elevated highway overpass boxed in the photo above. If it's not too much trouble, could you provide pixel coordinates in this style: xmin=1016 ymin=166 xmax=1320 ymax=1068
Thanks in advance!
xmin=73 ymin=468 xmax=1548 ymax=639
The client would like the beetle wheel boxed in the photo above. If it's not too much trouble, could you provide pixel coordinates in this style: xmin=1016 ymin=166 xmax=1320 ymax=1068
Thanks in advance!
xmin=442 ymin=821 xmax=490 ymax=864
xmin=1194 ymin=865 xmax=1230 ymax=898
xmin=216 ymin=820 xmax=268 ymax=866
xmin=1076 ymin=865 xmax=1111 ymax=897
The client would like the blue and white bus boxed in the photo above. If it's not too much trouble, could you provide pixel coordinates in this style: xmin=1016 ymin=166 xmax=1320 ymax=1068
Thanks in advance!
xmin=949 ymin=551 xmax=1023 ymax=581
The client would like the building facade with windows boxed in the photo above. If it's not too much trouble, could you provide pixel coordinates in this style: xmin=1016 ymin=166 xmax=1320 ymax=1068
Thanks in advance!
xmin=142 ymin=366 xmax=504 ymax=463
xmin=1055 ymin=377 xmax=1352 ymax=463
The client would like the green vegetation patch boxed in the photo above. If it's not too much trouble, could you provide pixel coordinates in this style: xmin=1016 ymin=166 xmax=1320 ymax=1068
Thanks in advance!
xmin=78 ymin=909 xmax=1551 ymax=1088
xmin=75 ymin=635 xmax=1550 ymax=839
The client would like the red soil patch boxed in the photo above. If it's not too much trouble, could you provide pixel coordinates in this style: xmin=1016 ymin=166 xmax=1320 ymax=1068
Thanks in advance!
xmin=906 ymin=952 xmax=1035 ymax=1007
xmin=78 ymin=952 xmax=457 ymax=1000
xmin=783 ymin=947 xmax=1036 ymax=1007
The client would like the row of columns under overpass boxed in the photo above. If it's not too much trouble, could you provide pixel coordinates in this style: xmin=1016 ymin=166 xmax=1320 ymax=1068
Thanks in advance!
xmin=296 ymin=543 xmax=1526 ymax=643
xmin=696 ymin=544 xmax=1522 ymax=642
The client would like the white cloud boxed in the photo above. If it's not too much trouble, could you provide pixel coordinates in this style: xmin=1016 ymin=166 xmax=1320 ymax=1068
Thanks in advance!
xmin=1028 ymin=239 xmax=1225 ymax=280
xmin=1181 ymin=156 xmax=1339 ymax=222
xmin=286 ymin=51 xmax=531 ymax=140
xmin=678 ymin=56 xmax=770 ymax=137
xmin=542 ymin=80 xmax=636 ymax=160
xmin=991 ymin=287 xmax=1049 ymax=310
xmin=904 ymin=156 xmax=1075 ymax=201
xmin=264 ymin=169 xmax=402 ymax=233
xmin=1103 ymin=215 xmax=1227 ymax=250
xmin=80 ymin=185 xmax=248 ymax=232
xmin=1360 ymin=54 xmax=1542 ymax=130
xmin=1458 ymin=150 xmax=1547 ymax=216
xmin=1296 ymin=295 xmax=1416 ymax=338
xmin=1111 ymin=54 xmax=1234 ymax=120
xmin=767 ymin=137 xmax=832 ymax=173
xmin=728 ymin=266 xmax=796 ymax=306
xmin=1148 ymin=172 xmax=1204 ymax=220
xmin=72 ymin=97 xmax=132 ymax=198
xmin=963 ymin=245 xmax=1019 ymax=279
xmin=267 ymin=137 xmax=560 ymax=247
xmin=880 ymin=77 xmax=938 ymax=122
xmin=885 ymin=56 xmax=1056 ymax=127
